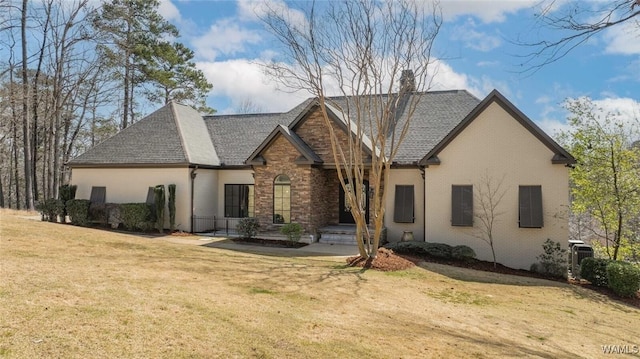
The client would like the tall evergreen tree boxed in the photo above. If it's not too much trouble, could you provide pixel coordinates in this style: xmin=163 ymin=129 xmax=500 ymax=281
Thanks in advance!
xmin=140 ymin=41 xmax=214 ymax=114
xmin=92 ymin=0 xmax=178 ymax=129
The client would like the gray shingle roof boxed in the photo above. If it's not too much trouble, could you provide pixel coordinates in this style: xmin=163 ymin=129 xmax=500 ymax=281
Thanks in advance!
xmin=68 ymin=102 xmax=220 ymax=167
xmin=319 ymin=90 xmax=481 ymax=164
xmin=69 ymin=90 xmax=482 ymax=167
xmin=204 ymin=100 xmax=312 ymax=166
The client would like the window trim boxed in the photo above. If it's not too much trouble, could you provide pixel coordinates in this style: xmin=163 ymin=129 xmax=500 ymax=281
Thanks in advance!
xmin=451 ymin=185 xmax=473 ymax=227
xmin=393 ymin=185 xmax=415 ymax=223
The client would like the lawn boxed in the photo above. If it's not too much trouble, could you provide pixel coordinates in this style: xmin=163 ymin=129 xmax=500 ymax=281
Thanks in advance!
xmin=1 ymin=209 xmax=639 ymax=358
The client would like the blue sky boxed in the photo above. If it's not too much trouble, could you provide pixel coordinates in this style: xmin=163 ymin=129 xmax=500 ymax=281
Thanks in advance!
xmin=158 ymin=0 xmax=640 ymax=139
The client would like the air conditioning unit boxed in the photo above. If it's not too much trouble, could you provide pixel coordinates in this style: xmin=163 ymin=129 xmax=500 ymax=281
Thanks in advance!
xmin=571 ymin=244 xmax=594 ymax=279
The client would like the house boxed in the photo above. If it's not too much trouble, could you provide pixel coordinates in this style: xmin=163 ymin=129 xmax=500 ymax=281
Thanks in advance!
xmin=68 ymin=88 xmax=575 ymax=269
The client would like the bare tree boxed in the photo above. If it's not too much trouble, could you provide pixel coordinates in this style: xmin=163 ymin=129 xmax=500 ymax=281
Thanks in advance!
xmin=472 ymin=172 xmax=507 ymax=268
xmin=519 ymin=0 xmax=640 ymax=73
xmin=235 ymin=98 xmax=264 ymax=114
xmin=261 ymin=0 xmax=442 ymax=260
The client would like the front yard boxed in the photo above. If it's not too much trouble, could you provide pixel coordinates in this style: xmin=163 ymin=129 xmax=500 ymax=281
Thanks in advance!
xmin=1 ymin=209 xmax=639 ymax=358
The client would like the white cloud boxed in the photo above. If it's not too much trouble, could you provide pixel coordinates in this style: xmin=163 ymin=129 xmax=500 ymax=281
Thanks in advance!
xmin=158 ymin=0 xmax=181 ymax=22
xmin=237 ymin=0 xmax=308 ymax=30
xmin=197 ymin=59 xmax=309 ymax=113
xmin=440 ymin=0 xmax=538 ymax=23
xmin=191 ymin=18 xmax=262 ymax=61
xmin=451 ymin=20 xmax=502 ymax=52
xmin=604 ymin=21 xmax=640 ymax=55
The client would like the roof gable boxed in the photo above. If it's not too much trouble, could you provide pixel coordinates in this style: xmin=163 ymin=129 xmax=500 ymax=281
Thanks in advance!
xmin=418 ymin=89 xmax=576 ymax=166
xmin=246 ymin=125 xmax=323 ymax=165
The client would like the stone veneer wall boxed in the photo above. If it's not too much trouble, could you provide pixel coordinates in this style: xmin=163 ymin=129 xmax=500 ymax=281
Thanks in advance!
xmin=254 ymin=135 xmax=311 ymax=232
xmin=253 ymin=107 xmax=377 ymax=233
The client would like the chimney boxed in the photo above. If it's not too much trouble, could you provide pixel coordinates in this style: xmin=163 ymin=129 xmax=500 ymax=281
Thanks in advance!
xmin=400 ymin=69 xmax=415 ymax=93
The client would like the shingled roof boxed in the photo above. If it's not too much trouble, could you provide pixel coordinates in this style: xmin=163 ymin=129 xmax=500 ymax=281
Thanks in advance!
xmin=68 ymin=102 xmax=219 ymax=167
xmin=68 ymin=90 xmax=495 ymax=168
xmin=313 ymin=90 xmax=481 ymax=164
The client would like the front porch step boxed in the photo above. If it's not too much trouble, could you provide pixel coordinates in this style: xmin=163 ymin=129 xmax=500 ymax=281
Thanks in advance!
xmin=317 ymin=226 xmax=386 ymax=246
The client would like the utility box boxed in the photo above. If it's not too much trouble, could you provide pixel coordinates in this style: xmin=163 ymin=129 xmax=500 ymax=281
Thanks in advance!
xmin=571 ymin=243 xmax=594 ymax=278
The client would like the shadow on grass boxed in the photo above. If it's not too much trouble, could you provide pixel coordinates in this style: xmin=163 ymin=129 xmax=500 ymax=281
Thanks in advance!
xmin=201 ymin=239 xmax=357 ymax=258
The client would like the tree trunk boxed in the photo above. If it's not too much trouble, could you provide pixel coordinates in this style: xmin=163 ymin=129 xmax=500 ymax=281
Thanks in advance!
xmin=21 ymin=0 xmax=34 ymax=210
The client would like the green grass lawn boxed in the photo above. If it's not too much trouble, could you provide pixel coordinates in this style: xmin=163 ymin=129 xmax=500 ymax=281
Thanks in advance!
xmin=1 ymin=209 xmax=639 ymax=358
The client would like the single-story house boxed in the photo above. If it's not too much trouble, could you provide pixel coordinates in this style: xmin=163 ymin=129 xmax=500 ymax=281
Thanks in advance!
xmin=68 ymin=86 xmax=575 ymax=269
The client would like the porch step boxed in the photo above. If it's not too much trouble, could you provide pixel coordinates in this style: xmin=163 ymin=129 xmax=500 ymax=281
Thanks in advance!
xmin=317 ymin=226 xmax=386 ymax=246
xmin=319 ymin=232 xmax=358 ymax=245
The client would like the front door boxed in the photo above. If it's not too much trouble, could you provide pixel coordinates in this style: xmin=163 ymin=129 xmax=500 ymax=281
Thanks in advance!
xmin=338 ymin=181 xmax=369 ymax=224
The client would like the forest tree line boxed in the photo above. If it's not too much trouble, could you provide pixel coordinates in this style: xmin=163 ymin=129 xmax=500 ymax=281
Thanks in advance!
xmin=0 ymin=0 xmax=212 ymax=210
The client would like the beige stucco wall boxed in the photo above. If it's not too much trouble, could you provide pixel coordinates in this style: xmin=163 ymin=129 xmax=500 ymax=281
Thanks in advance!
xmin=385 ymin=168 xmax=425 ymax=243
xmin=193 ymin=168 xmax=218 ymax=219
xmin=216 ymin=170 xmax=254 ymax=217
xmin=424 ymin=101 xmax=570 ymax=270
xmin=71 ymin=167 xmax=193 ymax=231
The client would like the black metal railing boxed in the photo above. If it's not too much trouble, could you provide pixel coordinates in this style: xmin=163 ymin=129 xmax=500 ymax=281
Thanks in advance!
xmin=191 ymin=216 xmax=244 ymax=235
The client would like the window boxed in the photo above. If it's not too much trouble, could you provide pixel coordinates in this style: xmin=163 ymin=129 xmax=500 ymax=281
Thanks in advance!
xmin=394 ymin=185 xmax=414 ymax=223
xmin=90 ymin=186 xmax=106 ymax=204
xmin=225 ymin=184 xmax=254 ymax=218
xmin=451 ymin=185 xmax=473 ymax=226
xmin=273 ymin=174 xmax=291 ymax=224
xmin=519 ymin=185 xmax=543 ymax=228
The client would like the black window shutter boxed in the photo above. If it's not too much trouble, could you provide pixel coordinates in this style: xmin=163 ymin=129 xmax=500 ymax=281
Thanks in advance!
xmin=452 ymin=185 xmax=473 ymax=226
xmin=519 ymin=186 xmax=543 ymax=228
xmin=90 ymin=186 xmax=106 ymax=204
xmin=394 ymin=185 xmax=414 ymax=223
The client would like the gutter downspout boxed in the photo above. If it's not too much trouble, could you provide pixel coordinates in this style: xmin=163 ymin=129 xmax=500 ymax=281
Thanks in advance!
xmin=190 ymin=166 xmax=198 ymax=233
xmin=419 ymin=165 xmax=426 ymax=242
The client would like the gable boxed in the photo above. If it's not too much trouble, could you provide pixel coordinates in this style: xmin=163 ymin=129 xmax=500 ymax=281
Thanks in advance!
xmin=246 ymin=125 xmax=322 ymax=166
xmin=292 ymin=105 xmax=373 ymax=164
xmin=419 ymin=90 xmax=575 ymax=166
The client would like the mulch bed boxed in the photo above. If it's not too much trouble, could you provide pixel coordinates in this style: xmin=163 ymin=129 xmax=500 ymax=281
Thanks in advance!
xmin=231 ymin=237 xmax=308 ymax=248
xmin=346 ymin=248 xmax=640 ymax=308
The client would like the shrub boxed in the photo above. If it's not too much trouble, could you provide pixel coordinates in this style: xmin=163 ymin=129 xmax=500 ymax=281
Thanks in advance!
xmin=530 ymin=239 xmax=568 ymax=278
xmin=58 ymin=184 xmax=77 ymax=223
xmin=66 ymin=199 xmax=90 ymax=226
xmin=237 ymin=217 xmax=260 ymax=238
xmin=384 ymin=241 xmax=453 ymax=259
xmin=280 ymin=222 xmax=303 ymax=242
xmin=168 ymin=184 xmax=176 ymax=232
xmin=120 ymin=203 xmax=153 ymax=231
xmin=88 ymin=203 xmax=108 ymax=224
xmin=154 ymin=185 xmax=166 ymax=233
xmin=580 ymin=257 xmax=612 ymax=287
xmin=35 ymin=198 xmax=64 ymax=222
xmin=452 ymin=245 xmax=476 ymax=261
xmin=606 ymin=261 xmax=640 ymax=298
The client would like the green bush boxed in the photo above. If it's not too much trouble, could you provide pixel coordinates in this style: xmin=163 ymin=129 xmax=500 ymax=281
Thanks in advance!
xmin=452 ymin=245 xmax=476 ymax=261
xmin=120 ymin=203 xmax=153 ymax=231
xmin=154 ymin=185 xmax=166 ymax=233
xmin=66 ymin=199 xmax=90 ymax=226
xmin=280 ymin=222 xmax=303 ymax=242
xmin=58 ymin=184 xmax=77 ymax=223
xmin=384 ymin=241 xmax=453 ymax=259
xmin=88 ymin=203 xmax=108 ymax=224
xmin=237 ymin=217 xmax=260 ymax=238
xmin=580 ymin=257 xmax=612 ymax=287
xmin=35 ymin=198 xmax=64 ymax=222
xmin=606 ymin=261 xmax=640 ymax=298
xmin=168 ymin=184 xmax=176 ymax=232
xmin=530 ymin=239 xmax=568 ymax=278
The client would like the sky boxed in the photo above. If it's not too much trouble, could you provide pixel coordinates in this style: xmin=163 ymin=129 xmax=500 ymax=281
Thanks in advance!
xmin=158 ymin=0 xmax=640 ymax=139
